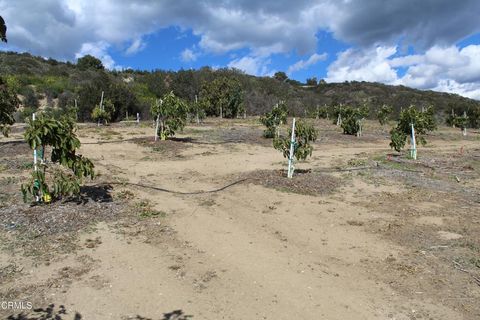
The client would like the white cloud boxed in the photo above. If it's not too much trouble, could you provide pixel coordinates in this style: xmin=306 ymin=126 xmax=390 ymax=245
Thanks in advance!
xmin=180 ymin=48 xmax=198 ymax=62
xmin=326 ymin=44 xmax=480 ymax=99
xmin=227 ymin=56 xmax=272 ymax=76
xmin=1 ymin=1 xmax=480 ymax=98
xmin=287 ymin=53 xmax=327 ymax=74
xmin=2 ymin=1 xmax=480 ymax=61
xmin=75 ymin=41 xmax=121 ymax=70
xmin=125 ymin=38 xmax=146 ymax=55
xmin=327 ymin=46 xmax=398 ymax=83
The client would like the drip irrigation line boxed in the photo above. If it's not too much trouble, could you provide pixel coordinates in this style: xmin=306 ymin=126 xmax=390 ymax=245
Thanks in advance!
xmin=96 ymin=178 xmax=249 ymax=195
xmin=92 ymin=165 xmax=422 ymax=195
xmin=82 ymin=138 xmax=140 ymax=145
xmin=89 ymin=163 xmax=428 ymax=196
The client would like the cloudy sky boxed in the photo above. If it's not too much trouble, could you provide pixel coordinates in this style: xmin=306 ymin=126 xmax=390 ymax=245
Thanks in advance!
xmin=1 ymin=0 xmax=480 ymax=99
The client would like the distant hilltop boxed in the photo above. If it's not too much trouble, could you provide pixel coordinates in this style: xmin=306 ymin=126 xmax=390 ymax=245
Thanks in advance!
xmin=1 ymin=51 xmax=479 ymax=122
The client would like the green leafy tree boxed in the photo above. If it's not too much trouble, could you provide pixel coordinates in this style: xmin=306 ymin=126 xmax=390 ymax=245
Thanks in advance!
xmin=340 ymin=105 xmax=369 ymax=136
xmin=377 ymin=104 xmax=393 ymax=125
xmin=0 ymin=76 xmax=20 ymax=136
xmin=274 ymin=120 xmax=318 ymax=162
xmin=189 ymin=97 xmax=207 ymax=123
xmin=1 ymin=15 xmax=7 ymax=43
xmin=389 ymin=105 xmax=437 ymax=152
xmin=306 ymin=77 xmax=318 ymax=86
xmin=332 ymin=104 xmax=347 ymax=125
xmin=468 ymin=107 xmax=480 ymax=128
xmin=77 ymin=55 xmax=104 ymax=71
xmin=315 ymin=105 xmax=330 ymax=119
xmin=151 ymin=91 xmax=188 ymax=140
xmin=22 ymin=86 xmax=39 ymax=109
xmin=21 ymin=115 xmax=94 ymax=203
xmin=91 ymin=98 xmax=115 ymax=125
xmin=452 ymin=112 xmax=469 ymax=135
xmin=200 ymin=77 xmax=243 ymax=118
xmin=273 ymin=72 xmax=288 ymax=82
xmin=260 ymin=101 xmax=288 ymax=138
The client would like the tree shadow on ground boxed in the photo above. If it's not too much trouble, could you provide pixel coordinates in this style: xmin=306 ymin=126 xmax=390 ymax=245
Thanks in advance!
xmin=66 ymin=184 xmax=113 ymax=205
xmin=8 ymin=307 xmax=193 ymax=320
xmin=167 ymin=137 xmax=195 ymax=143
xmin=134 ymin=310 xmax=193 ymax=320
xmin=7 ymin=304 xmax=82 ymax=320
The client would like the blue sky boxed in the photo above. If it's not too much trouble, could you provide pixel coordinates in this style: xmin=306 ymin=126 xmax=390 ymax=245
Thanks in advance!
xmin=1 ymin=0 xmax=480 ymax=99
xmin=108 ymin=28 xmax=349 ymax=82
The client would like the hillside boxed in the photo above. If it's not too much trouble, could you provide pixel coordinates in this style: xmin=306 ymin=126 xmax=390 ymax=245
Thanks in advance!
xmin=1 ymin=51 xmax=479 ymax=122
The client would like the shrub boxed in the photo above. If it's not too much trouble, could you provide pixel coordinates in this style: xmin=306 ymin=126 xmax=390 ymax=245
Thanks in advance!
xmin=21 ymin=115 xmax=94 ymax=203
xmin=260 ymin=101 xmax=288 ymax=138
xmin=389 ymin=105 xmax=437 ymax=152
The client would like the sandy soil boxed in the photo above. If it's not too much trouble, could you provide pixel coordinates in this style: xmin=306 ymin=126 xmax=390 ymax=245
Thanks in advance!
xmin=1 ymin=119 xmax=479 ymax=319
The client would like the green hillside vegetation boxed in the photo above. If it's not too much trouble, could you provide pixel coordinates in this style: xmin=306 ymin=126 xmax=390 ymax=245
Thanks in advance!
xmin=1 ymin=51 xmax=480 ymax=127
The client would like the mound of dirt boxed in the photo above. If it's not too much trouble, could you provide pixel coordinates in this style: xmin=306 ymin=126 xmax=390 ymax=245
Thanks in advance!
xmin=132 ymin=137 xmax=192 ymax=159
xmin=0 ymin=185 xmax=125 ymax=236
xmin=243 ymin=169 xmax=339 ymax=195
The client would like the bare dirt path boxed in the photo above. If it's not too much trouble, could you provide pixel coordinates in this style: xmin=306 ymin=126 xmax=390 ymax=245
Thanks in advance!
xmin=1 ymin=120 xmax=478 ymax=319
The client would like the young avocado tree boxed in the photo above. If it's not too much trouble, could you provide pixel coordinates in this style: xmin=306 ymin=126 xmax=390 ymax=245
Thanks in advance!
xmin=151 ymin=91 xmax=188 ymax=140
xmin=0 ymin=76 xmax=20 ymax=136
xmin=21 ymin=114 xmax=95 ymax=203
xmin=453 ymin=111 xmax=469 ymax=136
xmin=260 ymin=101 xmax=288 ymax=138
xmin=332 ymin=104 xmax=345 ymax=126
xmin=273 ymin=119 xmax=318 ymax=177
xmin=340 ymin=105 xmax=369 ymax=136
xmin=91 ymin=98 xmax=115 ymax=125
xmin=189 ymin=95 xmax=206 ymax=124
xmin=315 ymin=105 xmax=330 ymax=119
xmin=377 ymin=104 xmax=393 ymax=126
xmin=389 ymin=105 xmax=437 ymax=157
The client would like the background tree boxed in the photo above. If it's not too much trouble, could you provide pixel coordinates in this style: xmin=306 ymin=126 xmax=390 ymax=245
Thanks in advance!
xmin=306 ymin=77 xmax=318 ymax=86
xmin=0 ymin=76 xmax=20 ymax=136
xmin=21 ymin=115 xmax=94 ymax=203
xmin=0 ymin=16 xmax=7 ymax=43
xmin=199 ymin=77 xmax=243 ymax=118
xmin=77 ymin=55 xmax=104 ymax=71
xmin=390 ymin=105 xmax=437 ymax=152
xmin=377 ymin=104 xmax=393 ymax=125
xmin=151 ymin=91 xmax=188 ymax=140
xmin=273 ymin=72 xmax=288 ymax=82
xmin=260 ymin=101 xmax=288 ymax=138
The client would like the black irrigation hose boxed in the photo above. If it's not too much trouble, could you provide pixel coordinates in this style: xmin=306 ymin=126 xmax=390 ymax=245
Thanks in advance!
xmin=90 ymin=164 xmax=424 ymax=195
xmin=97 ymin=178 xmax=249 ymax=195
xmin=82 ymin=138 xmax=140 ymax=144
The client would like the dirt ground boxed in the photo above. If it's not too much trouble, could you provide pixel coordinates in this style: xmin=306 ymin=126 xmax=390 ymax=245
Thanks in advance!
xmin=1 ymin=118 xmax=479 ymax=320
